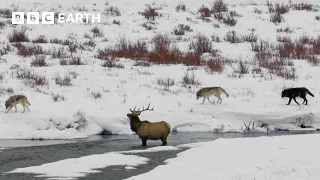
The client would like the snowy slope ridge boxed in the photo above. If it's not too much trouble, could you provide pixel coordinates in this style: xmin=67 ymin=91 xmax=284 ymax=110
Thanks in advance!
xmin=0 ymin=0 xmax=320 ymax=139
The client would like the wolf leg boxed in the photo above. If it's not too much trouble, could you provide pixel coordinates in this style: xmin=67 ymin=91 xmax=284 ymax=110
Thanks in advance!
xmin=207 ymin=97 xmax=214 ymax=104
xmin=22 ymin=104 xmax=26 ymax=113
xmin=215 ymin=95 xmax=222 ymax=104
xmin=26 ymin=105 xmax=30 ymax=111
xmin=293 ymin=97 xmax=299 ymax=105
xmin=5 ymin=106 xmax=13 ymax=113
xmin=287 ymin=98 xmax=292 ymax=105
xmin=14 ymin=105 xmax=17 ymax=113
xmin=304 ymin=98 xmax=308 ymax=105
xmin=201 ymin=97 xmax=206 ymax=104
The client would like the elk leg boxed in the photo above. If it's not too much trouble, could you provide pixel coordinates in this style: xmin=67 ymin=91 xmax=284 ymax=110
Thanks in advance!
xmin=141 ymin=139 xmax=147 ymax=146
xmin=161 ymin=137 xmax=167 ymax=146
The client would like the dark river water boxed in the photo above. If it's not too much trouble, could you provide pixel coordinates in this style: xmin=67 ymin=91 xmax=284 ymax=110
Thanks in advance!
xmin=0 ymin=131 xmax=318 ymax=180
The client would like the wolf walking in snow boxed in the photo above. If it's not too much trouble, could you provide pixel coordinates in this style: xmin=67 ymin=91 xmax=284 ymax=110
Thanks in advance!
xmin=4 ymin=95 xmax=31 ymax=113
xmin=281 ymin=87 xmax=314 ymax=105
xmin=196 ymin=87 xmax=229 ymax=104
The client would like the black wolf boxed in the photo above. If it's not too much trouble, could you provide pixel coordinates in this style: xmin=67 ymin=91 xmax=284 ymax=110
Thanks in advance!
xmin=281 ymin=87 xmax=314 ymax=105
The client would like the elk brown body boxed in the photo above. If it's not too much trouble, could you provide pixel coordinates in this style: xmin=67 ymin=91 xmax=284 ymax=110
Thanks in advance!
xmin=127 ymin=104 xmax=171 ymax=146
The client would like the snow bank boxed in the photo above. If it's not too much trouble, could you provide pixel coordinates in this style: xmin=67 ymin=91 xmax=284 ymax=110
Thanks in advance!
xmin=125 ymin=134 xmax=320 ymax=180
xmin=6 ymin=152 xmax=149 ymax=179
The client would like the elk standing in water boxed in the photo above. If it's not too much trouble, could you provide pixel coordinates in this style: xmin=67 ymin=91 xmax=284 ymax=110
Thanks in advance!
xmin=127 ymin=103 xmax=171 ymax=146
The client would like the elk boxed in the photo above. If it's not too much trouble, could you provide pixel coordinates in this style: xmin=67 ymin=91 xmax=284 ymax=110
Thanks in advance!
xmin=127 ymin=103 xmax=171 ymax=146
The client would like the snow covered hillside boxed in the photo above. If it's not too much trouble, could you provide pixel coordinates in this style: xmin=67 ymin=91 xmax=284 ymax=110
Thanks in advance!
xmin=0 ymin=0 xmax=320 ymax=139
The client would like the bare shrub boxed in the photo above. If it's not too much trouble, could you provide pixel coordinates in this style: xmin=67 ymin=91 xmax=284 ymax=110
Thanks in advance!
xmin=52 ymin=93 xmax=66 ymax=102
xmin=189 ymin=33 xmax=215 ymax=54
xmin=69 ymin=110 xmax=88 ymax=130
xmin=276 ymin=67 xmax=297 ymax=80
xmin=306 ymin=55 xmax=319 ymax=66
xmin=55 ymin=74 xmax=72 ymax=86
xmin=176 ymin=3 xmax=186 ymax=12
xmin=82 ymin=39 xmax=96 ymax=49
xmin=233 ymin=61 xmax=250 ymax=74
xmin=59 ymin=59 xmax=68 ymax=65
xmin=254 ymin=8 xmax=262 ymax=14
xmin=90 ymin=26 xmax=104 ymax=37
xmin=14 ymin=68 xmax=48 ymax=88
xmin=68 ymin=56 xmax=85 ymax=65
xmin=91 ymin=91 xmax=102 ymax=99
xmin=224 ymin=30 xmax=243 ymax=43
xmin=8 ymin=29 xmax=30 ymax=42
xmin=229 ymin=10 xmax=241 ymax=17
xmin=242 ymin=32 xmax=258 ymax=42
xmin=51 ymin=47 xmax=67 ymax=59
xmin=181 ymin=70 xmax=201 ymax=87
xmin=206 ymin=58 xmax=225 ymax=73
xmin=66 ymin=33 xmax=78 ymax=55
xmin=0 ymin=72 xmax=3 ymax=82
xmin=276 ymin=27 xmax=294 ymax=33
xmin=0 ymin=8 xmax=12 ymax=18
xmin=140 ymin=5 xmax=159 ymax=21
xmin=291 ymin=3 xmax=314 ymax=11
xmin=211 ymin=0 xmax=228 ymax=13
xmin=49 ymin=38 xmax=70 ymax=45
xmin=222 ymin=15 xmax=237 ymax=26
xmin=14 ymin=43 xmax=44 ymax=57
xmin=0 ymin=21 xmax=6 ymax=29
xmin=97 ymin=33 xmax=218 ymax=66
xmin=268 ymin=2 xmax=290 ymax=14
xmin=198 ymin=5 xmax=211 ymax=19
xmin=0 ymin=44 xmax=12 ymax=56
xmin=104 ymin=6 xmax=121 ymax=16
xmin=311 ymin=36 xmax=320 ymax=55
xmin=101 ymin=56 xmax=124 ymax=68
xmin=250 ymin=40 xmax=271 ymax=52
xmin=32 ymin=35 xmax=48 ymax=43
xmin=270 ymin=13 xmax=284 ymax=24
xmin=211 ymin=34 xmax=221 ymax=42
xmin=96 ymin=37 xmax=148 ymax=61
xmin=72 ymin=4 xmax=88 ymax=12
xmin=0 ymin=86 xmax=14 ymax=95
xmin=141 ymin=21 xmax=156 ymax=31
xmin=156 ymin=77 xmax=175 ymax=91
xmin=173 ymin=24 xmax=192 ymax=35
xmin=31 ymin=55 xmax=48 ymax=67
xmin=112 ymin=19 xmax=121 ymax=25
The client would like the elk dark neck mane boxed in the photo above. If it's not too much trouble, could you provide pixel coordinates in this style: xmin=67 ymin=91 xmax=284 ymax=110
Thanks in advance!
xmin=129 ymin=115 xmax=142 ymax=133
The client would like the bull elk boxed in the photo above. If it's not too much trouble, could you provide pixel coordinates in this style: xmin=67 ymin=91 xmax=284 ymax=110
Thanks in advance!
xmin=127 ymin=103 xmax=171 ymax=146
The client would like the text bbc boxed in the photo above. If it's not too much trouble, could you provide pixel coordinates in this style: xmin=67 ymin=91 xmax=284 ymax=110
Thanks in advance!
xmin=11 ymin=12 xmax=101 ymax=24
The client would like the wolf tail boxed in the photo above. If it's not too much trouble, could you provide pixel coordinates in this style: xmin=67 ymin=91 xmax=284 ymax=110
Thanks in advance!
xmin=220 ymin=87 xmax=229 ymax=97
xmin=305 ymin=88 xmax=314 ymax=97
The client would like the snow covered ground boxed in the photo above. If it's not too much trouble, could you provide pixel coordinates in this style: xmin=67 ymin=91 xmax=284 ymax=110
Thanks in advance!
xmin=6 ymin=134 xmax=320 ymax=180
xmin=0 ymin=0 xmax=320 ymax=139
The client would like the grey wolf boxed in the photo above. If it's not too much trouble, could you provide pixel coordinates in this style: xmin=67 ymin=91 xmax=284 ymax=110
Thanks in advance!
xmin=281 ymin=87 xmax=314 ymax=105
xmin=5 ymin=95 xmax=31 ymax=113
xmin=127 ymin=103 xmax=170 ymax=146
xmin=196 ymin=87 xmax=229 ymax=104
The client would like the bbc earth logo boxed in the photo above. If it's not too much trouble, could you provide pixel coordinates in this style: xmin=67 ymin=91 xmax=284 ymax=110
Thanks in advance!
xmin=11 ymin=12 xmax=101 ymax=24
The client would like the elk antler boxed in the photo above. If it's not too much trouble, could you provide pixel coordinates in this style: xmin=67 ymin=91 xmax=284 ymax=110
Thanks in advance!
xmin=140 ymin=103 xmax=154 ymax=113
xmin=129 ymin=103 xmax=154 ymax=115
